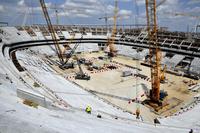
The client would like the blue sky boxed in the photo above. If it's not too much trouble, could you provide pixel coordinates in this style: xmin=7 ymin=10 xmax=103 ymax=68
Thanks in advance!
xmin=0 ymin=0 xmax=200 ymax=32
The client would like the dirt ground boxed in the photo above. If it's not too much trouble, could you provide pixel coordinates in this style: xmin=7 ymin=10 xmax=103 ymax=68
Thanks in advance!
xmin=51 ymin=52 xmax=199 ymax=123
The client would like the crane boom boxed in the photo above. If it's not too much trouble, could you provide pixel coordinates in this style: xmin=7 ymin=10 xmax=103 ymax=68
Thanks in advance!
xmin=62 ymin=33 xmax=76 ymax=55
xmin=39 ymin=0 xmax=64 ymax=63
xmin=145 ymin=0 xmax=161 ymax=103
xmin=165 ymin=11 xmax=200 ymax=19
xmin=63 ymin=35 xmax=83 ymax=65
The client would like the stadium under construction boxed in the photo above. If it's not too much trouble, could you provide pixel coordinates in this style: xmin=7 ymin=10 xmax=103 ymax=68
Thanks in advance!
xmin=0 ymin=0 xmax=200 ymax=133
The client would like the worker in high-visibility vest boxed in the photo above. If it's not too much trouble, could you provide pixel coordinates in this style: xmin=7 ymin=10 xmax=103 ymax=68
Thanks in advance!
xmin=85 ymin=105 xmax=92 ymax=114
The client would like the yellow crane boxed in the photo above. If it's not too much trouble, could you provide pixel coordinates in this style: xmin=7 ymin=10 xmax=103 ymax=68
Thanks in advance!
xmin=145 ymin=0 xmax=162 ymax=103
xmin=135 ymin=0 xmax=167 ymax=116
xmin=107 ymin=0 xmax=118 ymax=57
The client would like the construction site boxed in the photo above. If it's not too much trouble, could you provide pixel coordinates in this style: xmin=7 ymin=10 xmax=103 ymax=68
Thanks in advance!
xmin=0 ymin=0 xmax=200 ymax=133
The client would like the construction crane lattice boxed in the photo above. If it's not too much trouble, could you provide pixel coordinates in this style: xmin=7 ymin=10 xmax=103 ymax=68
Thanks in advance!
xmin=145 ymin=0 xmax=161 ymax=103
xmin=107 ymin=0 xmax=118 ymax=57
xmin=39 ymin=0 xmax=64 ymax=63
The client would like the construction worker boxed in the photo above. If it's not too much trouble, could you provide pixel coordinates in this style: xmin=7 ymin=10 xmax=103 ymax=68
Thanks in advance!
xmin=154 ymin=118 xmax=160 ymax=126
xmin=189 ymin=129 xmax=193 ymax=133
xmin=136 ymin=108 xmax=140 ymax=119
xmin=85 ymin=105 xmax=92 ymax=114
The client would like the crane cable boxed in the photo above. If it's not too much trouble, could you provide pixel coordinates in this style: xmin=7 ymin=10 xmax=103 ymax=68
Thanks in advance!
xmin=134 ymin=0 xmax=140 ymax=119
xmin=135 ymin=52 xmax=140 ymax=119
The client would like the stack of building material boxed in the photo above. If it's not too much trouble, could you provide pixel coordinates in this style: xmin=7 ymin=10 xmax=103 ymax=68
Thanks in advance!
xmin=190 ymin=57 xmax=200 ymax=75
xmin=188 ymin=83 xmax=200 ymax=92
xmin=163 ymin=54 xmax=184 ymax=70
xmin=72 ymin=43 xmax=99 ymax=53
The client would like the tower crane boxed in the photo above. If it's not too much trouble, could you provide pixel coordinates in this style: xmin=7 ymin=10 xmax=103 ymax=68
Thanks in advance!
xmin=107 ymin=0 xmax=118 ymax=57
xmin=51 ymin=3 xmax=59 ymax=25
xmin=135 ymin=0 xmax=167 ymax=116
xmin=145 ymin=0 xmax=162 ymax=103
xmin=99 ymin=15 xmax=130 ymax=31
xmin=165 ymin=12 xmax=200 ymax=19
xmin=99 ymin=13 xmax=109 ymax=33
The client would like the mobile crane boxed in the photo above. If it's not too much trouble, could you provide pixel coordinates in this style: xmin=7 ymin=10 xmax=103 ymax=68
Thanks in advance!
xmin=39 ymin=0 xmax=64 ymax=63
xmin=40 ymin=0 xmax=90 ymax=80
xmin=59 ymin=35 xmax=83 ymax=69
xmin=75 ymin=56 xmax=90 ymax=80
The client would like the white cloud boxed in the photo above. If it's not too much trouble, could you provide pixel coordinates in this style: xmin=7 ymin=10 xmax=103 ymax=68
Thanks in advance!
xmin=54 ymin=0 xmax=133 ymax=21
xmin=188 ymin=0 xmax=200 ymax=5
xmin=118 ymin=9 xmax=132 ymax=19
xmin=119 ymin=9 xmax=132 ymax=16
xmin=0 ymin=5 xmax=4 ymax=12
xmin=17 ymin=0 xmax=25 ymax=6
xmin=136 ymin=0 xmax=145 ymax=6
xmin=119 ymin=0 xmax=132 ymax=2
xmin=157 ymin=0 xmax=180 ymax=12
xmin=58 ymin=0 xmax=101 ymax=17
xmin=76 ymin=13 xmax=90 ymax=18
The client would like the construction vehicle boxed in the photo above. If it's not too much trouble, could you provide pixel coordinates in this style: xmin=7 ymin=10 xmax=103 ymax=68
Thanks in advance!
xmin=59 ymin=61 xmax=74 ymax=70
xmin=39 ymin=0 xmax=89 ymax=80
xmin=84 ymin=60 xmax=93 ymax=66
xmin=59 ymin=43 xmax=80 ymax=69
xmin=159 ymin=90 xmax=168 ymax=101
xmin=59 ymin=35 xmax=83 ymax=69
xmin=78 ymin=58 xmax=86 ymax=64
xmin=87 ymin=65 xmax=93 ymax=71
xmin=75 ymin=57 xmax=90 ymax=80
xmin=145 ymin=0 xmax=163 ymax=104
xmin=92 ymin=65 xmax=102 ymax=70
xmin=121 ymin=71 xmax=132 ymax=77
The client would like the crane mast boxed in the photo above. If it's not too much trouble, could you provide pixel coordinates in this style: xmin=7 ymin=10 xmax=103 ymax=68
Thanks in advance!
xmin=39 ymin=0 xmax=64 ymax=63
xmin=107 ymin=0 xmax=118 ymax=57
xmin=145 ymin=0 xmax=161 ymax=103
